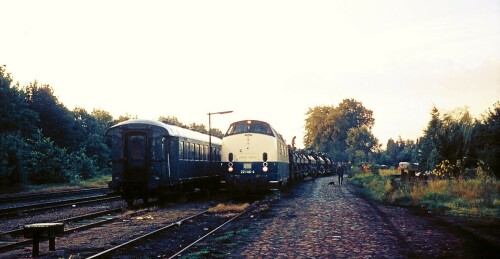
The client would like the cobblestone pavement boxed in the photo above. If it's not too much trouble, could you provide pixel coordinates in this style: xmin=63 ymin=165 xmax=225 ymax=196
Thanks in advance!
xmin=221 ymin=175 xmax=495 ymax=258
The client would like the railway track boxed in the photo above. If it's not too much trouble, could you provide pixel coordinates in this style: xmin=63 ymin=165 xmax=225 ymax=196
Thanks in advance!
xmin=0 ymin=194 xmax=122 ymax=218
xmin=0 ymin=187 xmax=110 ymax=204
xmin=86 ymin=201 xmax=262 ymax=258
xmin=0 ymin=208 xmax=123 ymax=253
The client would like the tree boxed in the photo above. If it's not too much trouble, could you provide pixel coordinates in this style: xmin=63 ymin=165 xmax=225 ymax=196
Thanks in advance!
xmin=24 ymin=82 xmax=77 ymax=150
xmin=210 ymin=128 xmax=224 ymax=139
xmin=304 ymin=99 xmax=376 ymax=161
xmin=434 ymin=108 xmax=475 ymax=177
xmin=188 ymin=123 xmax=208 ymax=134
xmin=159 ymin=115 xmax=224 ymax=138
xmin=113 ymin=113 xmax=136 ymax=125
xmin=0 ymin=66 xmax=39 ymax=183
xmin=73 ymin=107 xmax=111 ymax=171
xmin=0 ymin=65 xmax=38 ymax=135
xmin=474 ymin=102 xmax=500 ymax=177
xmin=418 ymin=106 xmax=442 ymax=172
xmin=25 ymin=130 xmax=72 ymax=184
xmin=385 ymin=138 xmax=398 ymax=167
xmin=91 ymin=109 xmax=114 ymax=132
xmin=159 ymin=116 xmax=186 ymax=127
xmin=346 ymin=126 xmax=378 ymax=164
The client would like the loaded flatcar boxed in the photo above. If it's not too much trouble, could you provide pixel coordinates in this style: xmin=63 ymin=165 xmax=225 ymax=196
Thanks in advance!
xmin=105 ymin=119 xmax=222 ymax=206
xmin=220 ymin=120 xmax=290 ymax=194
xmin=306 ymin=153 xmax=318 ymax=176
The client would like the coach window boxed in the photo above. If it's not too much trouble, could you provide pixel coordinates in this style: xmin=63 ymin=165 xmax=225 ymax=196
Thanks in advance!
xmin=110 ymin=132 xmax=123 ymax=160
xmin=179 ymin=141 xmax=184 ymax=160
xmin=190 ymin=143 xmax=195 ymax=160
xmin=152 ymin=135 xmax=164 ymax=160
xmin=215 ymin=148 xmax=221 ymax=161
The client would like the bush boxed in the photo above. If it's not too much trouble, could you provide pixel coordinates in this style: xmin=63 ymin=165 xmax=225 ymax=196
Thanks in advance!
xmin=70 ymin=149 xmax=98 ymax=181
xmin=354 ymin=169 xmax=499 ymax=217
xmin=25 ymin=131 xmax=72 ymax=184
xmin=0 ymin=132 xmax=28 ymax=183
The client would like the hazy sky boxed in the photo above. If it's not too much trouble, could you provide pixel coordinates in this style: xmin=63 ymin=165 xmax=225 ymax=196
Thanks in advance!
xmin=2 ymin=0 xmax=499 ymax=148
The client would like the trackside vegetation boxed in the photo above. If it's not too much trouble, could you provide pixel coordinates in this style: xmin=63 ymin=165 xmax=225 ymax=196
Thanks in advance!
xmin=1 ymin=63 xmax=498 ymax=202
xmin=305 ymin=99 xmax=498 ymax=218
xmin=350 ymin=169 xmax=499 ymax=217
xmin=0 ymin=65 xmax=223 ymax=192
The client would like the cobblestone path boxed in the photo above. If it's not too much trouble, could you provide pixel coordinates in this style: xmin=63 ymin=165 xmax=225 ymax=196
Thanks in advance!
xmin=227 ymin=175 xmax=483 ymax=258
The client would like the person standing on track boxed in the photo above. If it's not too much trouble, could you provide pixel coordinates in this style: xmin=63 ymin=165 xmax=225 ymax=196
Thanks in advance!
xmin=338 ymin=162 xmax=345 ymax=185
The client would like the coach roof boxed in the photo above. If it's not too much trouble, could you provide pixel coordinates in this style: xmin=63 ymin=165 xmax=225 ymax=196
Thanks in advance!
xmin=107 ymin=119 xmax=222 ymax=145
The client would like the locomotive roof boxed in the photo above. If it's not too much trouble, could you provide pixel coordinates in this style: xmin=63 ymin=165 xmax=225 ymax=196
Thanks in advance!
xmin=107 ymin=119 xmax=222 ymax=145
xmin=226 ymin=119 xmax=286 ymax=142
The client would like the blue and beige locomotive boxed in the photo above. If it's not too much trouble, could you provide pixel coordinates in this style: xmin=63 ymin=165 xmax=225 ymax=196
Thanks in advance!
xmin=105 ymin=119 xmax=222 ymax=206
xmin=220 ymin=120 xmax=290 ymax=193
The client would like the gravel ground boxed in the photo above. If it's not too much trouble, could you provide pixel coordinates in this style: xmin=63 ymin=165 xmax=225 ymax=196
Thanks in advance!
xmin=0 ymin=200 xmax=126 ymax=233
xmin=0 ymin=199 xmax=213 ymax=258
xmin=1 ymin=177 xmax=498 ymax=258
xmin=186 ymin=175 xmax=499 ymax=258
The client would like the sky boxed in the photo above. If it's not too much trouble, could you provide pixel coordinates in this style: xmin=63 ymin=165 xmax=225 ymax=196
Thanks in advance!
xmin=1 ymin=0 xmax=499 ymax=149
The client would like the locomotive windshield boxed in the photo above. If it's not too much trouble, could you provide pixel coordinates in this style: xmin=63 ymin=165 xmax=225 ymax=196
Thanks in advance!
xmin=225 ymin=120 xmax=274 ymax=137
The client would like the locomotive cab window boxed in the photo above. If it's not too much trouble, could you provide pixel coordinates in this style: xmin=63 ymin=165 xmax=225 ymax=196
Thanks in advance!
xmin=225 ymin=120 xmax=274 ymax=136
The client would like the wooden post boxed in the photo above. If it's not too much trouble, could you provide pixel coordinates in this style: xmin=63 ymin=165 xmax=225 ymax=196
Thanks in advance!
xmin=24 ymin=223 xmax=64 ymax=257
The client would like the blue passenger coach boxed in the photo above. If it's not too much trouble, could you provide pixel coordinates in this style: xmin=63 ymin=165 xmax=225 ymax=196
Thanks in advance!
xmin=105 ymin=119 xmax=222 ymax=206
xmin=220 ymin=120 xmax=290 ymax=193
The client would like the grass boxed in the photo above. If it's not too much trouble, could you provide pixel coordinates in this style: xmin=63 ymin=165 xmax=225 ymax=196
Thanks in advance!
xmin=351 ymin=169 xmax=500 ymax=218
xmin=0 ymin=175 xmax=111 ymax=195
xmin=207 ymin=203 xmax=250 ymax=213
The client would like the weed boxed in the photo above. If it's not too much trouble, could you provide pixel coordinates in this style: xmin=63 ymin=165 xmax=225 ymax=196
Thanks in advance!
xmin=208 ymin=203 xmax=250 ymax=213
xmin=352 ymin=171 xmax=499 ymax=217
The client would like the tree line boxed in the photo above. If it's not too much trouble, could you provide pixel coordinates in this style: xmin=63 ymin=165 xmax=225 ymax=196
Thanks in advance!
xmin=0 ymin=66 xmax=223 ymax=186
xmin=304 ymin=99 xmax=499 ymax=178
xmin=2 ymin=64 xmax=498 ymax=186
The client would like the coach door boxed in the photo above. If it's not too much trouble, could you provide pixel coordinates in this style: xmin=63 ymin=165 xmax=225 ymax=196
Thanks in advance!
xmin=124 ymin=132 xmax=148 ymax=182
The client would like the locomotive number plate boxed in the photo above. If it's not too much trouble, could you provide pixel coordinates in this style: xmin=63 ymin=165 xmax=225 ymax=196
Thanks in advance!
xmin=243 ymin=163 xmax=252 ymax=169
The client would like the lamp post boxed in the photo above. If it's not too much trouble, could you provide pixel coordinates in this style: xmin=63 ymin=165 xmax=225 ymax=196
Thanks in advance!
xmin=208 ymin=110 xmax=233 ymax=173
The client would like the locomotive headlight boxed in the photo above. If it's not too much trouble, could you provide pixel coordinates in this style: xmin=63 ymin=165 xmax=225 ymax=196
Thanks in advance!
xmin=228 ymin=166 xmax=234 ymax=172
xmin=228 ymin=162 xmax=234 ymax=172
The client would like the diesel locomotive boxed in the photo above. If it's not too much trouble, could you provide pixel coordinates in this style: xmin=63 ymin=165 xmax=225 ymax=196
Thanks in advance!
xmin=220 ymin=120 xmax=290 ymax=193
xmin=105 ymin=119 xmax=222 ymax=206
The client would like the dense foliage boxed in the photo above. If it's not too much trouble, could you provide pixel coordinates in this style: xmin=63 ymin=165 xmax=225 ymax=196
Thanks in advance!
xmin=350 ymin=169 xmax=499 ymax=217
xmin=304 ymin=99 xmax=500 ymax=178
xmin=0 ymin=66 xmax=224 ymax=186
xmin=304 ymin=99 xmax=377 ymax=162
